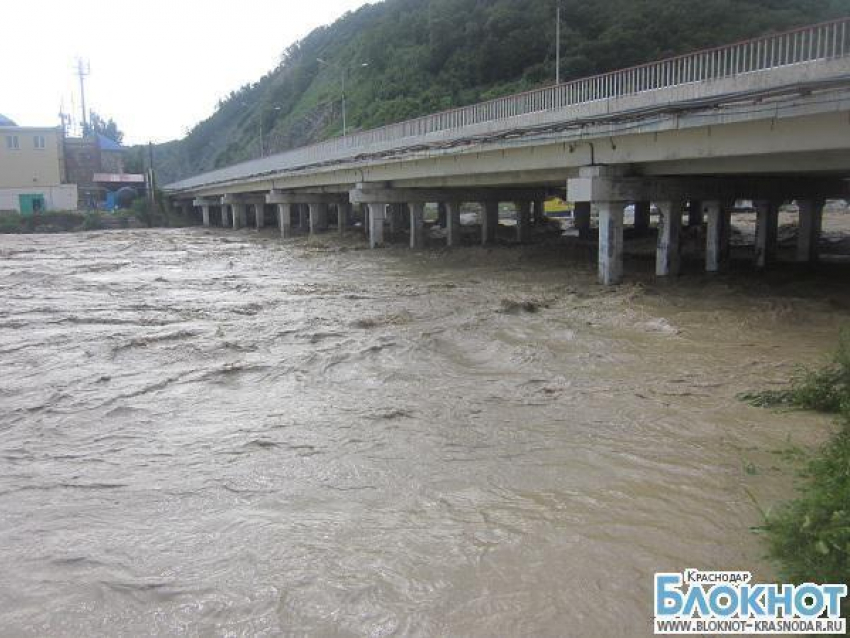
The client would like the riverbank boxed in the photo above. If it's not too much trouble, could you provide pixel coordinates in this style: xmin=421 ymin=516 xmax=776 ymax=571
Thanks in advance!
xmin=0 ymin=227 xmax=846 ymax=635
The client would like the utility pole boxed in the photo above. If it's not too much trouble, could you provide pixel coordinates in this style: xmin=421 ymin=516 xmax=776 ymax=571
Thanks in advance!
xmin=555 ymin=3 xmax=561 ymax=85
xmin=317 ymin=59 xmax=368 ymax=137
xmin=75 ymin=58 xmax=91 ymax=134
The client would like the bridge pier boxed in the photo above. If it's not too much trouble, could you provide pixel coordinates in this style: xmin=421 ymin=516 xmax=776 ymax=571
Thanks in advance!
xmin=656 ymin=200 xmax=684 ymax=277
xmin=194 ymin=198 xmax=218 ymax=228
xmin=409 ymin=202 xmax=426 ymax=249
xmin=309 ymin=203 xmax=329 ymax=235
xmin=754 ymin=200 xmax=780 ymax=269
xmin=338 ymin=203 xmax=351 ymax=234
xmin=369 ymin=203 xmax=386 ymax=248
xmin=446 ymin=201 xmax=462 ymax=247
xmin=796 ymin=199 xmax=824 ymax=263
xmin=277 ymin=204 xmax=292 ymax=238
xmin=597 ymin=201 xmax=625 ymax=285
xmin=516 ymin=201 xmax=531 ymax=243
xmin=705 ymin=200 xmax=732 ymax=273
xmin=482 ymin=201 xmax=499 ymax=245
xmin=255 ymin=203 xmax=265 ymax=230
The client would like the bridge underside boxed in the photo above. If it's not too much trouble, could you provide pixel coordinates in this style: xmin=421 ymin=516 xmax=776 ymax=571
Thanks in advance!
xmin=171 ymin=72 xmax=850 ymax=286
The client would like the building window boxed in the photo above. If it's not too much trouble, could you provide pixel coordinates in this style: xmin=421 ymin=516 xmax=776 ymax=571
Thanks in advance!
xmin=5 ymin=135 xmax=19 ymax=150
xmin=33 ymin=135 xmax=45 ymax=150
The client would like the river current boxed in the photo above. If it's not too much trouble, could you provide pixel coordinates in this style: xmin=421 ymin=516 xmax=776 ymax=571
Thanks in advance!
xmin=0 ymin=228 xmax=843 ymax=636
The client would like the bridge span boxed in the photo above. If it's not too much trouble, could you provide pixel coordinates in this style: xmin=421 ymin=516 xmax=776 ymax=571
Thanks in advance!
xmin=166 ymin=18 xmax=850 ymax=284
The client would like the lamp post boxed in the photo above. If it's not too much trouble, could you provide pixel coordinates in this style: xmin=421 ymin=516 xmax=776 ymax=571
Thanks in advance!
xmin=555 ymin=1 xmax=561 ymax=85
xmin=317 ymin=58 xmax=369 ymax=137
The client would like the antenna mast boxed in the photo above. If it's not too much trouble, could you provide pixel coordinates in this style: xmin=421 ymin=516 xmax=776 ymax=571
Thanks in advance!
xmin=75 ymin=58 xmax=91 ymax=134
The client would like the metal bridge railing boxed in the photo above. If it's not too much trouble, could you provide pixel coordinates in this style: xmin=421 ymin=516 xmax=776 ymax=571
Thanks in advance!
xmin=168 ymin=17 xmax=850 ymax=191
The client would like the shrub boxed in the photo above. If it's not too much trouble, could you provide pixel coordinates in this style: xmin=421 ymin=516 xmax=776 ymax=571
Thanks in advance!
xmin=744 ymin=327 xmax=850 ymax=620
xmin=82 ymin=211 xmax=104 ymax=231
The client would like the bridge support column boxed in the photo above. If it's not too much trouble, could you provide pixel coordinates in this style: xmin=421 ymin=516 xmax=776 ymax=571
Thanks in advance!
xmin=574 ymin=202 xmax=591 ymax=239
xmin=656 ymin=200 xmax=684 ymax=277
xmin=482 ymin=201 xmax=499 ymax=245
xmin=409 ymin=202 xmax=425 ymax=249
xmin=516 ymin=201 xmax=531 ymax=243
xmin=634 ymin=201 xmax=651 ymax=234
xmin=337 ymin=203 xmax=351 ymax=235
xmin=201 ymin=205 xmax=211 ymax=227
xmin=255 ymin=204 xmax=265 ymax=229
xmin=754 ymin=200 xmax=779 ymax=268
xmin=221 ymin=205 xmax=230 ymax=227
xmin=597 ymin=201 xmax=624 ymax=285
xmin=705 ymin=200 xmax=726 ymax=273
xmin=309 ymin=203 xmax=329 ymax=235
xmin=796 ymin=199 xmax=824 ymax=263
xmin=687 ymin=200 xmax=703 ymax=227
xmin=533 ymin=198 xmax=546 ymax=226
xmin=232 ymin=204 xmax=247 ymax=230
xmin=298 ymin=205 xmax=308 ymax=232
xmin=277 ymin=204 xmax=292 ymax=238
xmin=437 ymin=203 xmax=447 ymax=228
xmin=369 ymin=204 xmax=386 ymax=248
xmin=446 ymin=201 xmax=462 ymax=247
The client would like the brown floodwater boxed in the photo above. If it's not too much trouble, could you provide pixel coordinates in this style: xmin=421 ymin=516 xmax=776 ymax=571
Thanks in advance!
xmin=0 ymin=227 xmax=845 ymax=636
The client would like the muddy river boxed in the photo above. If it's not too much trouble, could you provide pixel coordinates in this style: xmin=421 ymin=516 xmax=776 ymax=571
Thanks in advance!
xmin=0 ymin=228 xmax=845 ymax=636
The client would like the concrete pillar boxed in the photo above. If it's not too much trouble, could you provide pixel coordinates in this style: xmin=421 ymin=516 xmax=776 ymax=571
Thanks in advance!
xmin=298 ymin=205 xmax=309 ymax=232
xmin=182 ymin=203 xmax=192 ymax=220
xmin=634 ymin=201 xmax=651 ymax=234
xmin=255 ymin=204 xmax=265 ymax=229
xmin=368 ymin=204 xmax=386 ymax=248
xmin=516 ymin=201 xmax=531 ymax=243
xmin=201 ymin=205 xmax=211 ymax=227
xmin=688 ymin=200 xmax=703 ymax=227
xmin=277 ymin=204 xmax=292 ymax=238
xmin=482 ymin=201 xmax=499 ymax=245
xmin=533 ymin=198 xmax=546 ymax=226
xmin=437 ymin=202 xmax=447 ymax=228
xmin=656 ymin=200 xmax=684 ymax=277
xmin=309 ymin=203 xmax=329 ymax=235
xmin=232 ymin=204 xmax=247 ymax=230
xmin=221 ymin=205 xmax=230 ymax=227
xmin=574 ymin=202 xmax=591 ymax=239
xmin=409 ymin=202 xmax=425 ymax=249
xmin=754 ymin=200 xmax=779 ymax=268
xmin=388 ymin=204 xmax=407 ymax=239
xmin=705 ymin=200 xmax=724 ymax=273
xmin=337 ymin=203 xmax=351 ymax=235
xmin=796 ymin=199 xmax=824 ymax=263
xmin=362 ymin=204 xmax=369 ymax=237
xmin=596 ymin=201 xmax=624 ymax=285
xmin=446 ymin=201 xmax=462 ymax=247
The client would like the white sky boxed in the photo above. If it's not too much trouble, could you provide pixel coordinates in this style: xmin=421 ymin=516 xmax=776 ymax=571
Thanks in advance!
xmin=2 ymin=0 xmax=371 ymax=145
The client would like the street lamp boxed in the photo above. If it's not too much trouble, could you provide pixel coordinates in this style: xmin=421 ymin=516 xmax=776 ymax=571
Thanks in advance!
xmin=240 ymin=102 xmax=281 ymax=157
xmin=317 ymin=58 xmax=369 ymax=137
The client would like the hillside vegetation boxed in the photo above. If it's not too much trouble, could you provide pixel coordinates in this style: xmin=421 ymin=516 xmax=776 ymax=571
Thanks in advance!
xmin=151 ymin=0 xmax=847 ymax=185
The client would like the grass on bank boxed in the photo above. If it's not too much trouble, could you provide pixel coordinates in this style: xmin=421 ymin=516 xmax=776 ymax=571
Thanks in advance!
xmin=741 ymin=329 xmax=850 ymax=617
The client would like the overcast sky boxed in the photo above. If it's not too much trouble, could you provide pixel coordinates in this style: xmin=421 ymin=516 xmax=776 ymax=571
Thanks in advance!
xmin=3 ymin=0 xmax=371 ymax=145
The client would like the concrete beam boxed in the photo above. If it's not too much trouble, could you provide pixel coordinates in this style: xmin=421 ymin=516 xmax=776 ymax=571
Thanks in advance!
xmin=221 ymin=193 xmax=265 ymax=206
xmin=266 ymin=191 xmax=348 ymax=205
xmin=349 ymin=187 xmax=547 ymax=205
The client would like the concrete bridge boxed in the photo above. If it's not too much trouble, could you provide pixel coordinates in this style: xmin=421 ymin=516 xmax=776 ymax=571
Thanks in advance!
xmin=166 ymin=18 xmax=850 ymax=284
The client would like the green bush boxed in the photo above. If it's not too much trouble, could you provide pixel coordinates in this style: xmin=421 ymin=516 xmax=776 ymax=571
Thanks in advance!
xmin=82 ymin=211 xmax=104 ymax=231
xmin=744 ymin=328 xmax=850 ymax=620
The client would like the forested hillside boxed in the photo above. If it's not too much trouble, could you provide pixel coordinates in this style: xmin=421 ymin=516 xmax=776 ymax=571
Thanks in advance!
xmin=151 ymin=0 xmax=847 ymax=184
